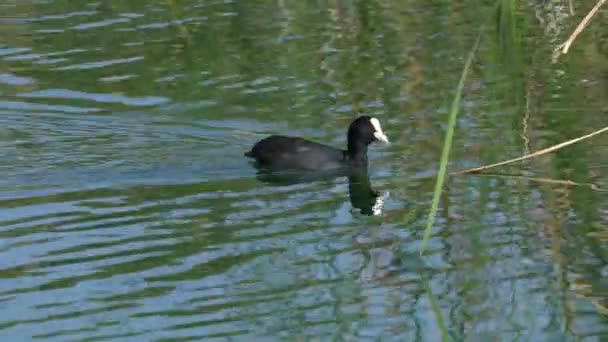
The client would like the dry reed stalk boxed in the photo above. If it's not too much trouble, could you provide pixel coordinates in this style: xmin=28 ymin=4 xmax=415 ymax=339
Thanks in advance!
xmin=450 ymin=125 xmax=608 ymax=175
xmin=559 ymin=0 xmax=606 ymax=54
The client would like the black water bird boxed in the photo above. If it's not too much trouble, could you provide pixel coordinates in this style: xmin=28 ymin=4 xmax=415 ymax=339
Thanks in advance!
xmin=244 ymin=116 xmax=389 ymax=171
xmin=245 ymin=116 xmax=389 ymax=215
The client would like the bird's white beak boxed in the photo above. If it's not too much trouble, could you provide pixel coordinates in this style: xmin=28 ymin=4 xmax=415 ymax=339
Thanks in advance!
xmin=374 ymin=131 xmax=389 ymax=144
xmin=370 ymin=118 xmax=389 ymax=144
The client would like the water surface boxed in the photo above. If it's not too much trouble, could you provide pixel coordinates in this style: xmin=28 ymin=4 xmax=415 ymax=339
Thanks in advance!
xmin=1 ymin=0 xmax=607 ymax=341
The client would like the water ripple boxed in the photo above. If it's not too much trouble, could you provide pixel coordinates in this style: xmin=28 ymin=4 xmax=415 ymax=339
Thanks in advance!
xmin=72 ymin=18 xmax=131 ymax=31
xmin=0 ymin=101 xmax=101 ymax=113
xmin=17 ymin=88 xmax=168 ymax=106
xmin=30 ymin=11 xmax=98 ymax=22
xmin=54 ymin=56 xmax=145 ymax=71
xmin=0 ymin=73 xmax=34 ymax=86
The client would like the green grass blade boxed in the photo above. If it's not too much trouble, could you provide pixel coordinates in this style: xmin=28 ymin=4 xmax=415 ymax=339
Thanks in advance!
xmin=424 ymin=277 xmax=450 ymax=342
xmin=419 ymin=32 xmax=482 ymax=256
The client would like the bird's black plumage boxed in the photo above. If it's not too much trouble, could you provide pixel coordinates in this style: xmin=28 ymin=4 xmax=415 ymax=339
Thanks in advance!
xmin=244 ymin=116 xmax=388 ymax=171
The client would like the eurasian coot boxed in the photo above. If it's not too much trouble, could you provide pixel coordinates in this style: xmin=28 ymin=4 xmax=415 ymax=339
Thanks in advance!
xmin=244 ymin=116 xmax=389 ymax=170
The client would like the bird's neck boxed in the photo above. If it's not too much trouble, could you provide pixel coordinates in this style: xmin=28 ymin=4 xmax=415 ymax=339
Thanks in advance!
xmin=347 ymin=141 xmax=368 ymax=165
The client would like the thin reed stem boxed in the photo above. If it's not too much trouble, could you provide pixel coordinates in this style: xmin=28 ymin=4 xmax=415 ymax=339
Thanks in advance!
xmin=450 ymin=126 xmax=608 ymax=176
xmin=419 ymin=32 xmax=482 ymax=255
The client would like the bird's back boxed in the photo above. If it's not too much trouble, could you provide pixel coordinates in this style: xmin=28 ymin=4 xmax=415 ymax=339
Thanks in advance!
xmin=245 ymin=135 xmax=346 ymax=170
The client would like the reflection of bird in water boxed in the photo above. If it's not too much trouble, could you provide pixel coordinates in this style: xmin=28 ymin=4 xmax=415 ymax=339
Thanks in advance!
xmin=348 ymin=168 xmax=388 ymax=216
xmin=253 ymin=166 xmax=387 ymax=216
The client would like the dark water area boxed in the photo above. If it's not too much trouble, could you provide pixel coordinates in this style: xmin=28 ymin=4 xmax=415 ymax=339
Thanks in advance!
xmin=1 ymin=0 xmax=607 ymax=340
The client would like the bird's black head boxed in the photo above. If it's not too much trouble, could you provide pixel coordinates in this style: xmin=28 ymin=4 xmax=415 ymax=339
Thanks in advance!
xmin=347 ymin=116 xmax=389 ymax=150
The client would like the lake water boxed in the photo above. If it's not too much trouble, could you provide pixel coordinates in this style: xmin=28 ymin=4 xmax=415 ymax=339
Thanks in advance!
xmin=1 ymin=0 xmax=607 ymax=341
